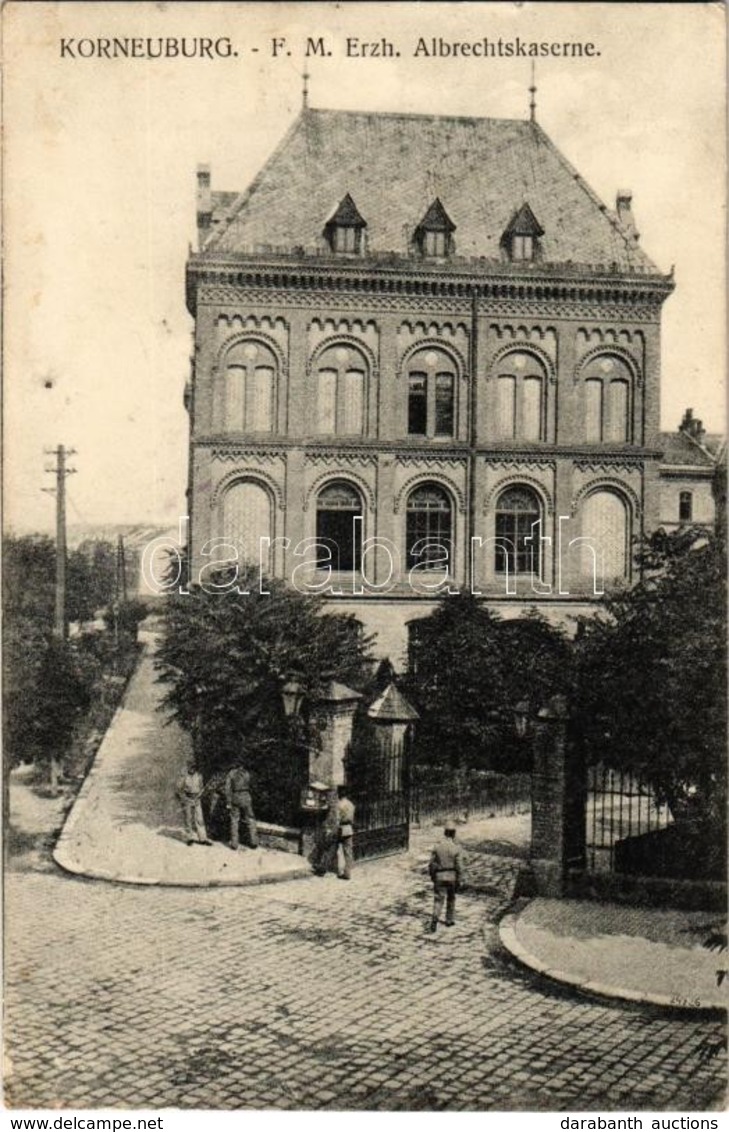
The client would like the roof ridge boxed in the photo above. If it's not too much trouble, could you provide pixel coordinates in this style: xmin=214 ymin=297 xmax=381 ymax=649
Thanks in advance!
xmin=306 ymin=105 xmax=528 ymax=125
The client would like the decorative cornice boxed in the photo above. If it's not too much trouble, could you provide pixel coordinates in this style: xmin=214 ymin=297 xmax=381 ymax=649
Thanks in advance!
xmin=481 ymin=458 xmax=556 ymax=472
xmin=483 ymin=474 xmax=554 ymax=516
xmin=211 ymin=467 xmax=285 ymax=511
xmin=195 ymin=282 xmax=662 ymax=324
xmin=488 ymin=340 xmax=556 ymax=385
xmin=187 ymin=254 xmax=672 ymax=303
xmin=571 ymin=477 xmax=642 ymax=516
xmin=393 ymin=472 xmax=466 ymax=515
xmin=395 ymin=453 xmax=468 ymax=467
xmin=573 ymin=457 xmax=646 ymax=473
xmin=197 ymin=435 xmax=662 ymax=466
xmin=659 ymin=465 xmax=715 ymax=479
xmin=304 ymin=450 xmax=378 ymax=468
xmin=302 ymin=469 xmax=376 ymax=514
xmin=210 ymin=443 xmax=288 ymax=462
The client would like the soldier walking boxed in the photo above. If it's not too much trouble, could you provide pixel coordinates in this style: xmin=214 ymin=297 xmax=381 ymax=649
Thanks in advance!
xmin=428 ymin=821 xmax=463 ymax=931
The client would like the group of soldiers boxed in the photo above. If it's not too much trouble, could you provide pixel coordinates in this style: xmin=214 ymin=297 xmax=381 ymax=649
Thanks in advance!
xmin=176 ymin=758 xmax=464 ymax=931
xmin=176 ymin=757 xmax=258 ymax=851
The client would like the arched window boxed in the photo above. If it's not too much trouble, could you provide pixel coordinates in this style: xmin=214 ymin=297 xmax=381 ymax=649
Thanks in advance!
xmin=494 ymin=486 xmax=542 ymax=577
xmin=221 ymin=480 xmax=272 ymax=570
xmin=579 ymin=490 xmax=630 ymax=585
xmin=316 ymin=482 xmax=363 ymax=572
xmin=581 ymin=356 xmax=633 ymax=443
xmin=406 ymin=484 xmax=452 ymax=570
xmin=224 ymin=341 xmax=275 ymax=433
xmin=406 ymin=348 xmax=456 ymax=438
xmin=494 ymin=352 xmax=545 ymax=441
xmin=314 ymin=345 xmax=367 ymax=436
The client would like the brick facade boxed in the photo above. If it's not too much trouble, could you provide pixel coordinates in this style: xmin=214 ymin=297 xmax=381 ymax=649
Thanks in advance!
xmin=183 ymin=105 xmax=717 ymax=665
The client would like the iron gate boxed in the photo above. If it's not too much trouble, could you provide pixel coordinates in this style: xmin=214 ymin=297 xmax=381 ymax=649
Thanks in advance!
xmin=345 ymin=727 xmax=410 ymax=860
xmin=586 ymin=764 xmax=673 ymax=873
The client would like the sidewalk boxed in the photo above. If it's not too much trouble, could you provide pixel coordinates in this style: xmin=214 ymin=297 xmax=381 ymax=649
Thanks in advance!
xmin=53 ymin=637 xmax=311 ymax=887
xmin=48 ymin=636 xmax=728 ymax=1014
xmin=499 ymin=898 xmax=728 ymax=1013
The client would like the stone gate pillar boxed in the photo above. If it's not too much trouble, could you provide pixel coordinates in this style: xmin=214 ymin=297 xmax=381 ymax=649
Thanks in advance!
xmin=366 ymin=682 xmax=420 ymax=789
xmin=530 ymin=695 xmax=586 ymax=897
xmin=309 ymin=681 xmax=362 ymax=786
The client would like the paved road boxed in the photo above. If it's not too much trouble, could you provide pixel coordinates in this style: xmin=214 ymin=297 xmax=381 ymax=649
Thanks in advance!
xmin=5 ymin=838 xmax=726 ymax=1111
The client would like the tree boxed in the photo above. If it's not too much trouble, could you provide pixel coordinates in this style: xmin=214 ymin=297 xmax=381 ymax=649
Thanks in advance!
xmin=574 ymin=527 xmax=726 ymax=868
xmin=2 ymin=533 xmax=120 ymax=788
xmin=68 ymin=540 xmax=117 ymax=623
xmin=404 ymin=594 xmax=571 ymax=772
xmin=2 ymin=534 xmax=56 ymax=623
xmin=154 ymin=567 xmax=373 ymax=823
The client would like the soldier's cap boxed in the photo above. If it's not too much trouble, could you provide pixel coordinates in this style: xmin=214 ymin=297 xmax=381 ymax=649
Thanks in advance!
xmin=444 ymin=821 xmax=457 ymax=834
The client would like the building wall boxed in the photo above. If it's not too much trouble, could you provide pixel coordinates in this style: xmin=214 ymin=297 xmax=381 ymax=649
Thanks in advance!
xmin=659 ymin=476 xmax=716 ymax=531
xmin=187 ymin=275 xmax=669 ymax=662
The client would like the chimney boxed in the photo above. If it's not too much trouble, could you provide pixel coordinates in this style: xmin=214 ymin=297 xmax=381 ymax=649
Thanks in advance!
xmin=196 ymin=164 xmax=212 ymax=248
xmin=679 ymin=408 xmax=706 ymax=442
xmin=616 ymin=189 xmax=639 ymax=243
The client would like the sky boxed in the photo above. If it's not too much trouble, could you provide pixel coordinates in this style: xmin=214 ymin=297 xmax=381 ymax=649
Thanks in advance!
xmin=3 ymin=1 xmax=726 ymax=535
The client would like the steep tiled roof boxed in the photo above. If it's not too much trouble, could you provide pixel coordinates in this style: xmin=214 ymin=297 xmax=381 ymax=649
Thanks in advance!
xmin=205 ymin=108 xmax=659 ymax=272
xmin=659 ymin=430 xmax=717 ymax=467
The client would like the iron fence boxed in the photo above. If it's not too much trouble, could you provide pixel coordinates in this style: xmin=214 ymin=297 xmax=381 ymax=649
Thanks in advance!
xmin=585 ymin=764 xmax=673 ymax=874
xmin=409 ymin=772 xmax=531 ymax=825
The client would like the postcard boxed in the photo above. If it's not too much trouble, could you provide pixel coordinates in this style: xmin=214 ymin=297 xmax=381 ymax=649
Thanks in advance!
xmin=3 ymin=1 xmax=726 ymax=1121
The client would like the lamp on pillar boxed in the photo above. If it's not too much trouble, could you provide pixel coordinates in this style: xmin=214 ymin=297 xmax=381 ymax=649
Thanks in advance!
xmin=281 ymin=680 xmax=306 ymax=719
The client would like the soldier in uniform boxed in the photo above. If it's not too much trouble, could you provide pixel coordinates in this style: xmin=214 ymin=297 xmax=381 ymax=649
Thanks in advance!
xmin=176 ymin=758 xmax=212 ymax=846
xmin=336 ymin=785 xmax=356 ymax=880
xmin=224 ymin=760 xmax=259 ymax=850
xmin=428 ymin=821 xmax=463 ymax=931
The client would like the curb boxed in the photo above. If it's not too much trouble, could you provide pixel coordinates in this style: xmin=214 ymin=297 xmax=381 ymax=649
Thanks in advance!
xmin=51 ymin=849 xmax=314 ymax=889
xmin=497 ymin=912 xmax=728 ymax=1016
xmin=51 ymin=640 xmax=315 ymax=890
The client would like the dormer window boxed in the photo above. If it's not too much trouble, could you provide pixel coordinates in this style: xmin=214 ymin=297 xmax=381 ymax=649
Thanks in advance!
xmin=511 ymin=234 xmax=534 ymax=261
xmin=324 ymin=193 xmax=367 ymax=255
xmin=502 ymin=203 xmax=544 ymax=263
xmin=414 ymin=198 xmax=455 ymax=259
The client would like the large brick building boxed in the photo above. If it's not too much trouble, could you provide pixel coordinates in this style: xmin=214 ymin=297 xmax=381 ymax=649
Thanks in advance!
xmin=183 ymin=100 xmax=715 ymax=664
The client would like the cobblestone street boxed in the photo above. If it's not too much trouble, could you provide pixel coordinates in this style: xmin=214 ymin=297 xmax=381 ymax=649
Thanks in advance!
xmin=5 ymin=833 xmax=726 ymax=1111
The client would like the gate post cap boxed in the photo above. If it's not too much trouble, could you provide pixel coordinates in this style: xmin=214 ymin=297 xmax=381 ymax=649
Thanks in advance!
xmin=367 ymin=682 xmax=419 ymax=722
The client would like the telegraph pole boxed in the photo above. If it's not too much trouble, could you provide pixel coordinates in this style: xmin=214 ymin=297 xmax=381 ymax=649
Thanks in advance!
xmin=43 ymin=445 xmax=76 ymax=639
xmin=116 ymin=533 xmax=128 ymax=604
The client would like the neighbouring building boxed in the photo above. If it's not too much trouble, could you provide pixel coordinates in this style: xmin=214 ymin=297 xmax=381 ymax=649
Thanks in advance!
xmin=658 ymin=409 xmax=724 ymax=534
xmin=183 ymin=96 xmax=719 ymax=665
